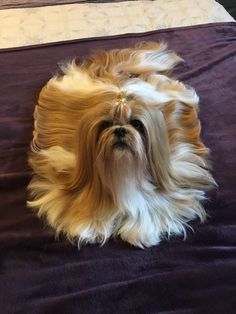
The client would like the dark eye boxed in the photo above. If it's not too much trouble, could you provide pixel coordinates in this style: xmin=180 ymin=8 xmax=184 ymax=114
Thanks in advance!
xmin=100 ymin=121 xmax=112 ymax=132
xmin=131 ymin=119 xmax=142 ymax=130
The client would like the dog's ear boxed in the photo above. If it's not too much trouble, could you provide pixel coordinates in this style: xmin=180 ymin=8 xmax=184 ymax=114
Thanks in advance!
xmin=145 ymin=107 xmax=172 ymax=191
xmin=32 ymin=65 xmax=94 ymax=153
xmin=32 ymin=60 xmax=118 ymax=153
xmin=153 ymin=78 xmax=207 ymax=158
xmin=32 ymin=78 xmax=82 ymax=153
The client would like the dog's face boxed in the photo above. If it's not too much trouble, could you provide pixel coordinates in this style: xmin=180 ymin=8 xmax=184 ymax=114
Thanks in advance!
xmin=93 ymin=94 xmax=151 ymax=193
xmin=69 ymin=77 xmax=173 ymax=197
xmin=96 ymin=98 xmax=147 ymax=163
xmin=28 ymin=42 xmax=215 ymax=248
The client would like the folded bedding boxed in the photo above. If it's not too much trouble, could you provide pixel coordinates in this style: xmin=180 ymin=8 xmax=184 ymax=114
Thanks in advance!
xmin=1 ymin=19 xmax=236 ymax=313
xmin=0 ymin=0 xmax=234 ymax=48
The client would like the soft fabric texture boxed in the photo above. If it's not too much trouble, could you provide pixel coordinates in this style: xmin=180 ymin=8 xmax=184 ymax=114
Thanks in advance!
xmin=0 ymin=0 xmax=234 ymax=48
xmin=0 ymin=22 xmax=236 ymax=313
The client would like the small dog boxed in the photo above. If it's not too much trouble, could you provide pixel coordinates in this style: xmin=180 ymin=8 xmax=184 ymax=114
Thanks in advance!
xmin=28 ymin=42 xmax=215 ymax=248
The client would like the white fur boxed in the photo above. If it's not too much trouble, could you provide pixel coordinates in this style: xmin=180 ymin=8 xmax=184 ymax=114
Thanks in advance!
xmin=139 ymin=50 xmax=183 ymax=71
xmin=51 ymin=60 xmax=118 ymax=95
xmin=122 ymin=79 xmax=199 ymax=106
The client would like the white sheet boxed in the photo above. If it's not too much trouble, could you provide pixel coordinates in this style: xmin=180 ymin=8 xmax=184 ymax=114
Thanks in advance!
xmin=0 ymin=0 xmax=234 ymax=49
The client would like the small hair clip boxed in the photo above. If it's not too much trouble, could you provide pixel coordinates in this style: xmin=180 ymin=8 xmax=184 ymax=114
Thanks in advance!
xmin=117 ymin=92 xmax=127 ymax=104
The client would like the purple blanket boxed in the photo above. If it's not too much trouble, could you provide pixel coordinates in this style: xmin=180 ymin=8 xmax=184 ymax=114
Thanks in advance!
xmin=1 ymin=23 xmax=236 ymax=314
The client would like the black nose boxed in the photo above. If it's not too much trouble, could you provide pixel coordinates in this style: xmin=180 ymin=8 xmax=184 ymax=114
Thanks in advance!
xmin=114 ymin=127 xmax=128 ymax=138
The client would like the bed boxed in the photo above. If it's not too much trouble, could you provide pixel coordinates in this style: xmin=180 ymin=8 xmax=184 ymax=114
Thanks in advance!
xmin=1 ymin=1 xmax=236 ymax=313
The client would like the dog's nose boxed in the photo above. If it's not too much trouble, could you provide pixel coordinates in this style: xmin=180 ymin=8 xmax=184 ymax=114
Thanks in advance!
xmin=114 ymin=127 xmax=128 ymax=138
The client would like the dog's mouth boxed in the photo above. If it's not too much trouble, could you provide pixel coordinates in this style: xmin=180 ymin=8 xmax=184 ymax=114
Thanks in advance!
xmin=113 ymin=141 xmax=129 ymax=149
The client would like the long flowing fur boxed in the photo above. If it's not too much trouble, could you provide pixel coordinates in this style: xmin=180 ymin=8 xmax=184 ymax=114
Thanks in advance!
xmin=28 ymin=42 xmax=215 ymax=248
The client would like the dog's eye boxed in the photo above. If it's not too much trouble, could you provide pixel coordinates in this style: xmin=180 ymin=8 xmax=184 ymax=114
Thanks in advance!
xmin=100 ymin=121 xmax=112 ymax=131
xmin=131 ymin=119 xmax=142 ymax=130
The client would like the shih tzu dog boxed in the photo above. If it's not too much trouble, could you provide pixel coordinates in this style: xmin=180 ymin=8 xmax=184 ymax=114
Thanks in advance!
xmin=28 ymin=42 xmax=215 ymax=248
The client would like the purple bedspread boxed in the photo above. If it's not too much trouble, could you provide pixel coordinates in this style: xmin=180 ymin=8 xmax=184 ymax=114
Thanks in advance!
xmin=0 ymin=23 xmax=236 ymax=314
